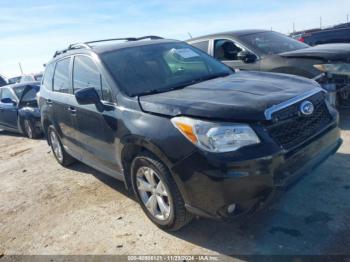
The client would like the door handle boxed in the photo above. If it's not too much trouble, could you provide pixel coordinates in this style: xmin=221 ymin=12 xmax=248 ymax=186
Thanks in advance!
xmin=46 ymin=99 xmax=53 ymax=105
xmin=68 ymin=106 xmax=76 ymax=114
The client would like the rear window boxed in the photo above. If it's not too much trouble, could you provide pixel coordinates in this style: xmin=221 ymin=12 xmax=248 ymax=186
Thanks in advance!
xmin=53 ymin=58 xmax=71 ymax=93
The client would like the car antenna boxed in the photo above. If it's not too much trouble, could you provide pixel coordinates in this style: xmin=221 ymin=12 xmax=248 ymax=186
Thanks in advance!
xmin=187 ymin=32 xmax=193 ymax=39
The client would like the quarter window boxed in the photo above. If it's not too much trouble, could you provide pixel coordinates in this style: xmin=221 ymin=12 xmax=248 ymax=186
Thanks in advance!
xmin=214 ymin=39 xmax=243 ymax=61
xmin=73 ymin=56 xmax=112 ymax=102
xmin=42 ymin=62 xmax=55 ymax=90
xmin=53 ymin=58 xmax=71 ymax=93
xmin=191 ymin=41 xmax=209 ymax=53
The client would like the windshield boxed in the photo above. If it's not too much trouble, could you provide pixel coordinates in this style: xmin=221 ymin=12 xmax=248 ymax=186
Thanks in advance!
xmin=240 ymin=31 xmax=309 ymax=55
xmin=101 ymin=42 xmax=232 ymax=96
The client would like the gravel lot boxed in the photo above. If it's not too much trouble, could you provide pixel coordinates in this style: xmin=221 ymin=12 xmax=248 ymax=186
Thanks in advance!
xmin=0 ymin=109 xmax=350 ymax=257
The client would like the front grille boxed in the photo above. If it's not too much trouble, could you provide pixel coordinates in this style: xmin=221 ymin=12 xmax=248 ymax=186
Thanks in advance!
xmin=267 ymin=95 xmax=332 ymax=150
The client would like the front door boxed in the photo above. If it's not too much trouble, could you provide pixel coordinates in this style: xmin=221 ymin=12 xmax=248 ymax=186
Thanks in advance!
xmin=0 ymin=87 xmax=18 ymax=129
xmin=71 ymin=55 xmax=122 ymax=178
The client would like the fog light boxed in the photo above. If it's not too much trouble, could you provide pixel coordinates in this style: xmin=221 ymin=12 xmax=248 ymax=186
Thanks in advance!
xmin=227 ymin=204 xmax=236 ymax=214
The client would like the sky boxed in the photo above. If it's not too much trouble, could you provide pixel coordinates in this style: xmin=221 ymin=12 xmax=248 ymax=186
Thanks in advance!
xmin=0 ymin=0 xmax=349 ymax=78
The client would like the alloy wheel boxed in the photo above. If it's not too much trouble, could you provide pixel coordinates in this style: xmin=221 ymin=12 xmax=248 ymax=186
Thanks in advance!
xmin=50 ymin=130 xmax=63 ymax=162
xmin=136 ymin=166 xmax=171 ymax=221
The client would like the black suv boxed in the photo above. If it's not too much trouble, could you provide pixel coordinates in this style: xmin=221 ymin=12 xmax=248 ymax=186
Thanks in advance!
xmin=39 ymin=36 xmax=341 ymax=231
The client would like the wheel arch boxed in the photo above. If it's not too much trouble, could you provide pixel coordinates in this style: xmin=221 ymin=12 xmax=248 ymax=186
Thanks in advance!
xmin=42 ymin=117 xmax=53 ymax=144
xmin=121 ymin=135 xmax=174 ymax=189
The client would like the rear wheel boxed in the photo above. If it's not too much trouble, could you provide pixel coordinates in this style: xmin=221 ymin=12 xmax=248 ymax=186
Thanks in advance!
xmin=131 ymin=152 xmax=193 ymax=231
xmin=48 ymin=125 xmax=75 ymax=166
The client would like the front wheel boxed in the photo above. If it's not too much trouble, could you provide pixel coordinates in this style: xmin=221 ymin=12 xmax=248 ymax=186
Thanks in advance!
xmin=23 ymin=119 xmax=41 ymax=139
xmin=131 ymin=152 xmax=193 ymax=231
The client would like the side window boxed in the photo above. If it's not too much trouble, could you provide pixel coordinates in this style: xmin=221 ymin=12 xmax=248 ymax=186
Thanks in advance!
xmin=42 ymin=62 xmax=55 ymax=90
xmin=73 ymin=56 xmax=112 ymax=102
xmin=1 ymin=88 xmax=16 ymax=101
xmin=191 ymin=41 xmax=209 ymax=53
xmin=53 ymin=58 xmax=71 ymax=93
xmin=214 ymin=39 xmax=243 ymax=61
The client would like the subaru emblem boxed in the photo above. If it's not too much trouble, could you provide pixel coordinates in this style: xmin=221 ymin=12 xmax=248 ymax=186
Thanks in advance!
xmin=300 ymin=101 xmax=314 ymax=115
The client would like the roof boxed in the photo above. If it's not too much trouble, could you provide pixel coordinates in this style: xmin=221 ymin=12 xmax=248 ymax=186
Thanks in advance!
xmin=90 ymin=39 xmax=179 ymax=54
xmin=51 ymin=37 xmax=179 ymax=61
xmin=187 ymin=29 xmax=269 ymax=42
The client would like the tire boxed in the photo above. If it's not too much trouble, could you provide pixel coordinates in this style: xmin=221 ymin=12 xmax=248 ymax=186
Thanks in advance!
xmin=47 ymin=125 xmax=75 ymax=166
xmin=131 ymin=152 xmax=193 ymax=231
xmin=23 ymin=119 xmax=40 ymax=139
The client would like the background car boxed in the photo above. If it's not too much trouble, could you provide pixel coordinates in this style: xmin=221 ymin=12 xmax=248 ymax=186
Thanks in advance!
xmin=0 ymin=82 xmax=42 ymax=138
xmin=8 ymin=73 xmax=43 ymax=84
xmin=187 ymin=30 xmax=350 ymax=106
xmin=290 ymin=22 xmax=350 ymax=45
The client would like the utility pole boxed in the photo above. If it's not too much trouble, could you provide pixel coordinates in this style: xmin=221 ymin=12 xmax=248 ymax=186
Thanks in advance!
xmin=293 ymin=22 xmax=295 ymax=33
xmin=347 ymin=14 xmax=349 ymax=23
xmin=320 ymin=16 xmax=322 ymax=28
xmin=18 ymin=62 xmax=23 ymax=75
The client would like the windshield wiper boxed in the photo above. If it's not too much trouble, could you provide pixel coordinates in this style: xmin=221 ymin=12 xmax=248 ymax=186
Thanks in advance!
xmin=166 ymin=72 xmax=231 ymax=91
xmin=136 ymin=72 xmax=231 ymax=96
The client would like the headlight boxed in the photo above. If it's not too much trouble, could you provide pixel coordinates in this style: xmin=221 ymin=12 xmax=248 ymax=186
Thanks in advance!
xmin=171 ymin=116 xmax=260 ymax=153
xmin=313 ymin=63 xmax=350 ymax=76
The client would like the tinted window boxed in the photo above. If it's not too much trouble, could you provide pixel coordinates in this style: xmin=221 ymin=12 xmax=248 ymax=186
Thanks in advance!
xmin=1 ymin=88 xmax=16 ymax=100
xmin=101 ymin=42 xmax=231 ymax=96
xmin=53 ymin=58 xmax=71 ymax=93
xmin=73 ymin=56 xmax=112 ymax=102
xmin=192 ymin=41 xmax=209 ymax=52
xmin=43 ymin=63 xmax=55 ymax=90
xmin=214 ymin=39 xmax=243 ymax=61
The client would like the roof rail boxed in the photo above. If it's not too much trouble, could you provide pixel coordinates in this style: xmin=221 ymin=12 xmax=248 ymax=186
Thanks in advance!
xmin=53 ymin=35 xmax=164 ymax=58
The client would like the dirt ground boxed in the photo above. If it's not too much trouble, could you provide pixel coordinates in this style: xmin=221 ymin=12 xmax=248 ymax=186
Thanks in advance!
xmin=1 ymin=109 xmax=350 ymax=257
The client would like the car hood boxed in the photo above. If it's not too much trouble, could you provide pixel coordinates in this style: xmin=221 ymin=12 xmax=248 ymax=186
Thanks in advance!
xmin=279 ymin=44 xmax=350 ymax=61
xmin=139 ymin=71 xmax=322 ymax=121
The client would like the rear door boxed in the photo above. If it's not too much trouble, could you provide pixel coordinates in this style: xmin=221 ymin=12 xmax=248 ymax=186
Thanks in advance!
xmin=0 ymin=87 xmax=18 ymax=129
xmin=51 ymin=57 xmax=79 ymax=153
xmin=70 ymin=54 xmax=122 ymax=177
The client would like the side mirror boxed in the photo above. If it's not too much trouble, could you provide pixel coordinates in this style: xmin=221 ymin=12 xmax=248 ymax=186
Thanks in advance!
xmin=237 ymin=51 xmax=257 ymax=63
xmin=1 ymin=98 xmax=17 ymax=105
xmin=75 ymin=87 xmax=104 ymax=112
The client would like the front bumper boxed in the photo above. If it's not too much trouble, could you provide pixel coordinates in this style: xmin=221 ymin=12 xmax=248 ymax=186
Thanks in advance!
xmin=171 ymin=125 xmax=342 ymax=220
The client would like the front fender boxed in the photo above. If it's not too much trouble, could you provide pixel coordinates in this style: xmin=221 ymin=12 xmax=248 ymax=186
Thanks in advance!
xmin=18 ymin=107 xmax=41 ymax=119
xmin=120 ymin=134 xmax=192 ymax=204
